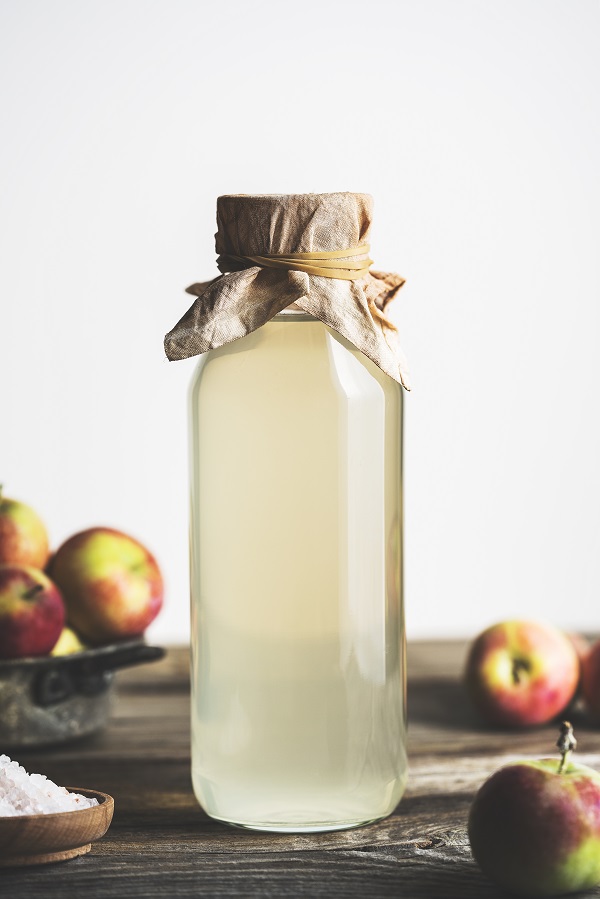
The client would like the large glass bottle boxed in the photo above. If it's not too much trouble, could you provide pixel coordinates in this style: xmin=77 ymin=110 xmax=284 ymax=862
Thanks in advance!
xmin=189 ymin=308 xmax=406 ymax=833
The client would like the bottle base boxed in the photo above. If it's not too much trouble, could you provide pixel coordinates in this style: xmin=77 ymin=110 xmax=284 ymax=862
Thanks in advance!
xmin=193 ymin=770 xmax=408 ymax=834
xmin=204 ymin=811 xmax=393 ymax=834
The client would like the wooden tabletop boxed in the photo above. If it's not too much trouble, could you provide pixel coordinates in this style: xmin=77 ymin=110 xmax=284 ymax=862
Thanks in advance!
xmin=3 ymin=641 xmax=600 ymax=898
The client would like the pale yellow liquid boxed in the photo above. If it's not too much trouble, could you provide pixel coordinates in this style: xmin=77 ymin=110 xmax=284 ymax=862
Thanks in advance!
xmin=189 ymin=313 xmax=406 ymax=831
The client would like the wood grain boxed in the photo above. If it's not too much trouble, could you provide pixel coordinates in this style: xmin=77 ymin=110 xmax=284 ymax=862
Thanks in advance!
xmin=2 ymin=642 xmax=600 ymax=898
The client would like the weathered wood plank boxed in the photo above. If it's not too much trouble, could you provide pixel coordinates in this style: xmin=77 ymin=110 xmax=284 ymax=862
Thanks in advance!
xmin=3 ymin=643 xmax=600 ymax=899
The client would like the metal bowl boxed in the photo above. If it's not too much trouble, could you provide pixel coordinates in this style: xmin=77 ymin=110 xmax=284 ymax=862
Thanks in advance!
xmin=0 ymin=640 xmax=164 ymax=748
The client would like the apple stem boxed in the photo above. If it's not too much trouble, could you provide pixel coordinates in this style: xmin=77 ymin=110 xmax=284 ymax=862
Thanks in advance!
xmin=23 ymin=584 xmax=45 ymax=601
xmin=557 ymin=721 xmax=577 ymax=774
xmin=511 ymin=658 xmax=529 ymax=685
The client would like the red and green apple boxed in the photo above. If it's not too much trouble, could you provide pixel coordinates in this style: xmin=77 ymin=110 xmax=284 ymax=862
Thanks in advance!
xmin=0 ymin=487 xmax=49 ymax=569
xmin=469 ymin=724 xmax=600 ymax=896
xmin=0 ymin=564 xmax=65 ymax=659
xmin=465 ymin=620 xmax=579 ymax=727
xmin=48 ymin=527 xmax=163 ymax=644
xmin=51 ymin=625 xmax=87 ymax=656
xmin=581 ymin=640 xmax=600 ymax=720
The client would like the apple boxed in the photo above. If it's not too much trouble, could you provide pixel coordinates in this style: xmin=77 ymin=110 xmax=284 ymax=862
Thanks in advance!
xmin=0 ymin=487 xmax=49 ymax=569
xmin=469 ymin=723 xmax=600 ymax=896
xmin=48 ymin=527 xmax=163 ymax=644
xmin=0 ymin=564 xmax=65 ymax=659
xmin=581 ymin=640 xmax=600 ymax=720
xmin=566 ymin=632 xmax=590 ymax=699
xmin=566 ymin=632 xmax=591 ymax=669
xmin=51 ymin=626 xmax=87 ymax=656
xmin=465 ymin=620 xmax=579 ymax=727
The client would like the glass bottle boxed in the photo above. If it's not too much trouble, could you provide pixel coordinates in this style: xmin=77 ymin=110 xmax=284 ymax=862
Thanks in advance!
xmin=188 ymin=308 xmax=406 ymax=832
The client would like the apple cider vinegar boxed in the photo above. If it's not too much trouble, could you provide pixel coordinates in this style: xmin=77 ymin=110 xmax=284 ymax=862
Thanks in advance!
xmin=189 ymin=312 xmax=406 ymax=831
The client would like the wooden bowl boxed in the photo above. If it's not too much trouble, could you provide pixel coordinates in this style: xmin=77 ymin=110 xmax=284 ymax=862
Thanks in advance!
xmin=0 ymin=788 xmax=114 ymax=867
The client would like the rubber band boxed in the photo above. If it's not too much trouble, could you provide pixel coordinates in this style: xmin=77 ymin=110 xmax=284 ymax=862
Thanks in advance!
xmin=217 ymin=244 xmax=373 ymax=281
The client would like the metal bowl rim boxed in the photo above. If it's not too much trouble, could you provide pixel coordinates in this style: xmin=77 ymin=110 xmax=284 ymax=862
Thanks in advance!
xmin=0 ymin=637 xmax=145 ymax=671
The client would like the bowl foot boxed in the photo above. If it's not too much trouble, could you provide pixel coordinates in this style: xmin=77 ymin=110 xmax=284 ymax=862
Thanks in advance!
xmin=0 ymin=842 xmax=92 ymax=867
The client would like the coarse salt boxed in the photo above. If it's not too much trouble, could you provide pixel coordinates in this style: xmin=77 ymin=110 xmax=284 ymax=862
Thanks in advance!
xmin=0 ymin=755 xmax=99 ymax=816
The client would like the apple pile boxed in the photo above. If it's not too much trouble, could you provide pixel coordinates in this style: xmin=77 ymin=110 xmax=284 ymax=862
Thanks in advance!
xmin=0 ymin=488 xmax=163 ymax=660
xmin=464 ymin=619 xmax=600 ymax=727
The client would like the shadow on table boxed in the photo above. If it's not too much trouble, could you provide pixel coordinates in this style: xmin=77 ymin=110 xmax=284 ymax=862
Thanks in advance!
xmin=408 ymin=678 xmax=485 ymax=731
xmin=407 ymin=678 xmax=597 ymax=745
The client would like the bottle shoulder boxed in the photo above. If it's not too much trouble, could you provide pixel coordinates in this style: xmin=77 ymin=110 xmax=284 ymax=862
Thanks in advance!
xmin=189 ymin=318 xmax=401 ymax=402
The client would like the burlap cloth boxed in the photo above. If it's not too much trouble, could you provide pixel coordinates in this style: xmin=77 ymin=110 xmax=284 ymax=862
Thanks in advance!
xmin=164 ymin=193 xmax=410 ymax=388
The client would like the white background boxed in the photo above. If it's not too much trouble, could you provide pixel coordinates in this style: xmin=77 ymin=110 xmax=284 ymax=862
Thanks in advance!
xmin=1 ymin=0 xmax=599 ymax=644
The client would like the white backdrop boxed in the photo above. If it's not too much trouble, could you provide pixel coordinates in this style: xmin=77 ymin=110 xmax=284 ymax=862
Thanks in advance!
xmin=1 ymin=0 xmax=599 ymax=643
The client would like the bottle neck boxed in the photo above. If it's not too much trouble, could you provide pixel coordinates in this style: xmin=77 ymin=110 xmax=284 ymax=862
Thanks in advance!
xmin=272 ymin=304 xmax=318 ymax=322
